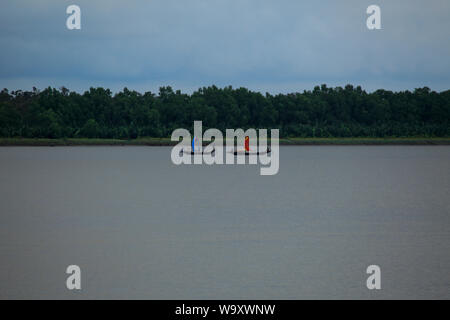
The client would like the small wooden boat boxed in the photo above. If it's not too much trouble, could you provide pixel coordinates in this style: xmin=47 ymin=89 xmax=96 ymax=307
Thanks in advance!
xmin=180 ymin=147 xmax=215 ymax=155
xmin=227 ymin=136 xmax=271 ymax=155
xmin=180 ymin=136 xmax=216 ymax=155
xmin=231 ymin=147 xmax=271 ymax=156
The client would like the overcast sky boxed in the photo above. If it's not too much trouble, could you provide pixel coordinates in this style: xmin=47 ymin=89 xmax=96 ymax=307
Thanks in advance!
xmin=1 ymin=0 xmax=449 ymax=93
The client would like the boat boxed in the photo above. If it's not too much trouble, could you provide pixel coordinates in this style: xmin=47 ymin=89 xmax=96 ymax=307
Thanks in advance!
xmin=232 ymin=148 xmax=271 ymax=156
xmin=229 ymin=136 xmax=271 ymax=155
xmin=180 ymin=136 xmax=215 ymax=155
xmin=180 ymin=147 xmax=215 ymax=155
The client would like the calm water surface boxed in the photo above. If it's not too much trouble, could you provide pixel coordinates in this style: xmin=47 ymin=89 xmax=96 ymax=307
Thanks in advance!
xmin=0 ymin=146 xmax=449 ymax=299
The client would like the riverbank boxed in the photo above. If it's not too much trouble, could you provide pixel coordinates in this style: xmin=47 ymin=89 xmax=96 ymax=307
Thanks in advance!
xmin=1 ymin=137 xmax=450 ymax=146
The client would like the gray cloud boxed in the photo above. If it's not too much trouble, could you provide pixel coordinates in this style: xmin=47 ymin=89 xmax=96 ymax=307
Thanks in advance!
xmin=0 ymin=0 xmax=449 ymax=93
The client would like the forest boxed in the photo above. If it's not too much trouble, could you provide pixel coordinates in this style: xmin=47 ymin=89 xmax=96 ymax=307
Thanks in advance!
xmin=0 ymin=85 xmax=449 ymax=139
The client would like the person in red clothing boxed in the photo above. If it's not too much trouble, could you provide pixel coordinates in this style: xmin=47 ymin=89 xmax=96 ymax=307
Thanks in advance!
xmin=245 ymin=136 xmax=250 ymax=152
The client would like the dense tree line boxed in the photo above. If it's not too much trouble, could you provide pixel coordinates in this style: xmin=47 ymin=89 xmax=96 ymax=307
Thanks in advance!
xmin=0 ymin=85 xmax=449 ymax=139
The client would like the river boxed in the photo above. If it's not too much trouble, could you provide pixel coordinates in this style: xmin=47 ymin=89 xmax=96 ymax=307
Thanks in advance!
xmin=0 ymin=146 xmax=449 ymax=299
